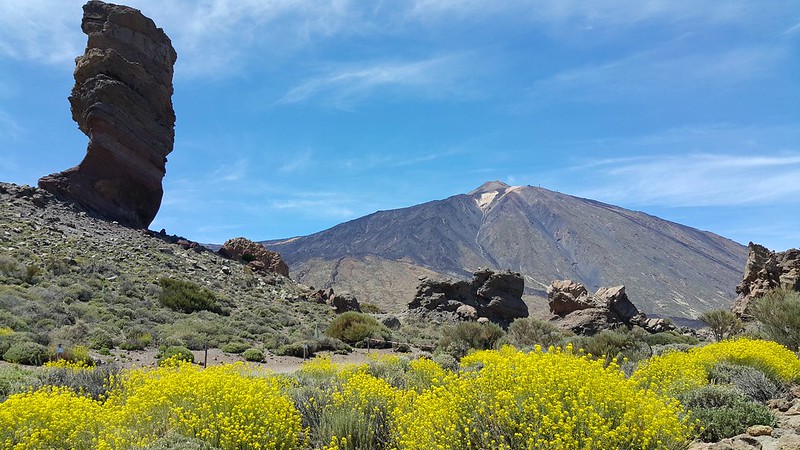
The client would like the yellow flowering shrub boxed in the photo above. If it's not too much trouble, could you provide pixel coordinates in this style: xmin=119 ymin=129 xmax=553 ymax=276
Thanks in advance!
xmin=323 ymin=372 xmax=399 ymax=449
xmin=633 ymin=338 xmax=800 ymax=395
xmin=103 ymin=360 xmax=303 ymax=449
xmin=393 ymin=345 xmax=694 ymax=450
xmin=0 ymin=386 xmax=104 ymax=449
xmin=43 ymin=359 xmax=94 ymax=370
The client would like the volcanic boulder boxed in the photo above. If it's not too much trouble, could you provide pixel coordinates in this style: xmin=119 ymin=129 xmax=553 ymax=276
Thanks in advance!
xmin=732 ymin=242 xmax=800 ymax=317
xmin=219 ymin=237 xmax=290 ymax=277
xmin=39 ymin=0 xmax=177 ymax=228
xmin=547 ymin=280 xmax=673 ymax=335
xmin=408 ymin=268 xmax=528 ymax=327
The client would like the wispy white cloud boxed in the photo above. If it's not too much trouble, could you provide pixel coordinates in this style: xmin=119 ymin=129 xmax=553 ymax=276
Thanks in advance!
xmin=270 ymin=195 xmax=356 ymax=219
xmin=0 ymin=110 xmax=23 ymax=140
xmin=275 ymin=54 xmax=477 ymax=108
xmin=573 ymin=153 xmax=800 ymax=207
xmin=529 ymin=46 xmax=785 ymax=104
xmin=278 ymin=149 xmax=313 ymax=173
xmin=208 ymin=158 xmax=250 ymax=183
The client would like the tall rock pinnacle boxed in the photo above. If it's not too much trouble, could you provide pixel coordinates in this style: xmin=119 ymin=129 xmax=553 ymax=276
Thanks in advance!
xmin=39 ymin=0 xmax=177 ymax=228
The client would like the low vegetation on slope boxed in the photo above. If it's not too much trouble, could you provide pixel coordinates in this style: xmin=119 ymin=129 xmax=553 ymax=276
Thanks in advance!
xmin=1 ymin=338 xmax=797 ymax=449
xmin=0 ymin=184 xmax=336 ymax=360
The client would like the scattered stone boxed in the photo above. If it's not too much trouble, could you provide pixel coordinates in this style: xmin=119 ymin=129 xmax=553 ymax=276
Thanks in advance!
xmin=747 ymin=425 xmax=773 ymax=437
xmin=733 ymin=242 xmax=800 ymax=317
xmin=219 ymin=237 xmax=289 ymax=277
xmin=381 ymin=316 xmax=401 ymax=329
xmin=38 ymin=0 xmax=177 ymax=228
xmin=408 ymin=269 xmax=528 ymax=327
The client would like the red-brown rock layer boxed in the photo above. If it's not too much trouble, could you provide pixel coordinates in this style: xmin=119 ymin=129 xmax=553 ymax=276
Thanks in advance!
xmin=38 ymin=0 xmax=177 ymax=228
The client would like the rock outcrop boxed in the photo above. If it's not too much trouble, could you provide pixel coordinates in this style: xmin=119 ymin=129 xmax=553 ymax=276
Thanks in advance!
xmin=38 ymin=0 xmax=177 ymax=228
xmin=407 ymin=268 xmax=529 ymax=327
xmin=219 ymin=237 xmax=290 ymax=277
xmin=310 ymin=287 xmax=362 ymax=313
xmin=732 ymin=242 xmax=800 ymax=317
xmin=547 ymin=280 xmax=674 ymax=335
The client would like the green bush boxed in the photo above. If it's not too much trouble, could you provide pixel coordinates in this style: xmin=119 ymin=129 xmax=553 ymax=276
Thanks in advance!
xmin=158 ymin=278 xmax=224 ymax=315
xmin=438 ymin=322 xmax=505 ymax=359
xmin=88 ymin=330 xmax=116 ymax=350
xmin=242 ymin=348 xmax=265 ymax=362
xmin=503 ymin=317 xmax=571 ymax=350
xmin=3 ymin=341 xmax=50 ymax=366
xmin=681 ymin=384 xmax=775 ymax=442
xmin=708 ymin=361 xmax=783 ymax=402
xmin=359 ymin=303 xmax=385 ymax=314
xmin=700 ymin=309 xmax=743 ymax=342
xmin=751 ymin=289 xmax=800 ymax=351
xmin=643 ymin=331 xmax=699 ymax=346
xmin=141 ymin=432 xmax=217 ymax=450
xmin=325 ymin=312 xmax=391 ymax=345
xmin=568 ymin=329 xmax=650 ymax=365
xmin=221 ymin=341 xmax=251 ymax=354
xmin=275 ymin=337 xmax=351 ymax=358
xmin=157 ymin=346 xmax=195 ymax=365
xmin=0 ymin=365 xmax=37 ymax=401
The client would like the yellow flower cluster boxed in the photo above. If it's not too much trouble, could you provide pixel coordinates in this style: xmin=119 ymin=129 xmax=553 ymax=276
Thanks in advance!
xmin=632 ymin=338 xmax=800 ymax=395
xmin=394 ymin=345 xmax=694 ymax=450
xmin=0 ymin=360 xmax=303 ymax=450
xmin=43 ymin=359 xmax=94 ymax=370
xmin=0 ymin=386 xmax=103 ymax=450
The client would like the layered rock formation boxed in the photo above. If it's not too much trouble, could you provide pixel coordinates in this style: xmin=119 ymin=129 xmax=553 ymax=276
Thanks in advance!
xmin=547 ymin=280 xmax=673 ymax=335
xmin=219 ymin=237 xmax=290 ymax=277
xmin=732 ymin=243 xmax=800 ymax=317
xmin=408 ymin=269 xmax=529 ymax=326
xmin=39 ymin=0 xmax=177 ymax=228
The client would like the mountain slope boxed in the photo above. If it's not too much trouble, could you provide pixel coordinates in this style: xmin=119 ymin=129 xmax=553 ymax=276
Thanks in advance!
xmin=265 ymin=181 xmax=748 ymax=319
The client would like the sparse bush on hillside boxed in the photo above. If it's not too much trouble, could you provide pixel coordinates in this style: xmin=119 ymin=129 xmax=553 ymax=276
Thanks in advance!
xmin=120 ymin=327 xmax=153 ymax=351
xmin=643 ymin=330 xmax=699 ymax=346
xmin=680 ymin=384 xmax=775 ymax=442
xmin=242 ymin=347 xmax=265 ymax=362
xmin=699 ymin=309 xmax=743 ymax=342
xmin=438 ymin=321 xmax=505 ymax=359
xmin=157 ymin=346 xmax=195 ymax=365
xmin=751 ymin=289 xmax=800 ymax=351
xmin=158 ymin=277 xmax=224 ymax=315
xmin=502 ymin=317 xmax=572 ymax=350
xmin=359 ymin=302 xmax=385 ymax=314
xmin=275 ymin=337 xmax=351 ymax=358
xmin=325 ymin=312 xmax=391 ymax=345
xmin=3 ymin=341 xmax=49 ymax=366
xmin=221 ymin=341 xmax=250 ymax=354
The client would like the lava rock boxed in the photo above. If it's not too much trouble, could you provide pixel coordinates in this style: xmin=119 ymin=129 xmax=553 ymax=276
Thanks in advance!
xmin=39 ymin=0 xmax=177 ymax=228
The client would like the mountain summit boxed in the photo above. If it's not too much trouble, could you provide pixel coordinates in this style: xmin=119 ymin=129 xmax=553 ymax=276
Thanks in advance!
xmin=265 ymin=182 xmax=747 ymax=320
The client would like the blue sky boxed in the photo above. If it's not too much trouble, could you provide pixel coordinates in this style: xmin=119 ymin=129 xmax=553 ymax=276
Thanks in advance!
xmin=1 ymin=1 xmax=799 ymax=251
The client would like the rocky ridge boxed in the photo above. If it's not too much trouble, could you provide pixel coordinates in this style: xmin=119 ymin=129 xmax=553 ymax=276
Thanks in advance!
xmin=732 ymin=243 xmax=800 ymax=317
xmin=39 ymin=0 xmax=177 ymax=229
